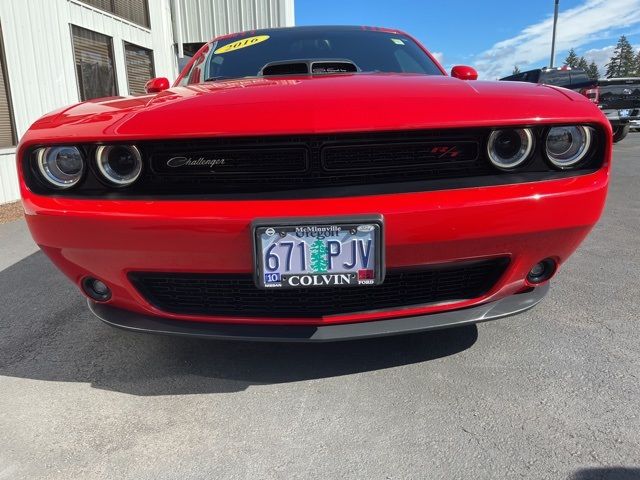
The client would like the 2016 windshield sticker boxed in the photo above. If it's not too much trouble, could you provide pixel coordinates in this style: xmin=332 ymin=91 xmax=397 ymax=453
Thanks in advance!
xmin=391 ymin=38 xmax=405 ymax=45
xmin=214 ymin=35 xmax=270 ymax=54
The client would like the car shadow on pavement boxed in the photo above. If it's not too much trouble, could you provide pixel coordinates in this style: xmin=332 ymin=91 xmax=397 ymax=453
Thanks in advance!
xmin=571 ymin=468 xmax=640 ymax=480
xmin=0 ymin=251 xmax=477 ymax=396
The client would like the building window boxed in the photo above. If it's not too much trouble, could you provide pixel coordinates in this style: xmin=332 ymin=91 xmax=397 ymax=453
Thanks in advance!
xmin=124 ymin=42 xmax=154 ymax=95
xmin=176 ymin=43 xmax=205 ymax=73
xmin=81 ymin=0 xmax=150 ymax=28
xmin=71 ymin=26 xmax=118 ymax=101
xmin=0 ymin=23 xmax=16 ymax=148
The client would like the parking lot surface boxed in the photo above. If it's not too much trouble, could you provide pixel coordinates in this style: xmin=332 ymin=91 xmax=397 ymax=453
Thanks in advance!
xmin=0 ymin=135 xmax=639 ymax=480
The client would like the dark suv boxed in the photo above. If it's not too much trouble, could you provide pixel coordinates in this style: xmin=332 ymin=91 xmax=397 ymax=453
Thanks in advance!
xmin=500 ymin=67 xmax=631 ymax=142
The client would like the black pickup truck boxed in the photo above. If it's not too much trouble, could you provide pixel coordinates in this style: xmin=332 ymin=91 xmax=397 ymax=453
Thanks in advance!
xmin=597 ymin=77 xmax=640 ymax=142
xmin=500 ymin=67 xmax=636 ymax=142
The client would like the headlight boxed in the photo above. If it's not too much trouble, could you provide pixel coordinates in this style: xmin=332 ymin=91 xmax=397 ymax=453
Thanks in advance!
xmin=95 ymin=145 xmax=143 ymax=186
xmin=487 ymin=128 xmax=534 ymax=170
xmin=36 ymin=146 xmax=85 ymax=189
xmin=545 ymin=126 xmax=592 ymax=169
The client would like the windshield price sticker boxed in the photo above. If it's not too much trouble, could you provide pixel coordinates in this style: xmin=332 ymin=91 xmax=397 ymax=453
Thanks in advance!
xmin=214 ymin=35 xmax=270 ymax=54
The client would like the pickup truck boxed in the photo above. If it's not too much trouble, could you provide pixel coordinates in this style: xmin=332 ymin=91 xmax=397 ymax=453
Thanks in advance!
xmin=500 ymin=67 xmax=632 ymax=142
xmin=597 ymin=77 xmax=640 ymax=142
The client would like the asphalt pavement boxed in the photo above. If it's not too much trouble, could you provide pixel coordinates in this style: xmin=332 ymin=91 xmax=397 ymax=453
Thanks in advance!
xmin=0 ymin=135 xmax=639 ymax=480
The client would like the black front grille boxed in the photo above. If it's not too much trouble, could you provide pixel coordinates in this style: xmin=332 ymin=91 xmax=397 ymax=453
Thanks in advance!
xmin=129 ymin=258 xmax=509 ymax=319
xmin=322 ymin=141 xmax=479 ymax=171
xmin=137 ymin=129 xmax=493 ymax=194
xmin=150 ymin=147 xmax=309 ymax=175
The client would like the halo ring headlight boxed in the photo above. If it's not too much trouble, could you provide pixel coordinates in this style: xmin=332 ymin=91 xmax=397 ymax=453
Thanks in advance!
xmin=95 ymin=145 xmax=143 ymax=186
xmin=36 ymin=146 xmax=85 ymax=189
xmin=487 ymin=128 xmax=534 ymax=170
xmin=545 ymin=126 xmax=592 ymax=169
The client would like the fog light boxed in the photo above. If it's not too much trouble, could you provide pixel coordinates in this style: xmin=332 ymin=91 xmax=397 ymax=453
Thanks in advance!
xmin=527 ymin=259 xmax=557 ymax=284
xmin=82 ymin=277 xmax=112 ymax=301
xmin=529 ymin=263 xmax=545 ymax=277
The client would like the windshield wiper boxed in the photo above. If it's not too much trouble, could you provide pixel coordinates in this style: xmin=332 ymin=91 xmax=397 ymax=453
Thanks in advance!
xmin=204 ymin=76 xmax=235 ymax=82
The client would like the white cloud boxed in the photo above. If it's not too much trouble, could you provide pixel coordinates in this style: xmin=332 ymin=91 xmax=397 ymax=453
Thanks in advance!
xmin=431 ymin=51 xmax=444 ymax=64
xmin=582 ymin=45 xmax=617 ymax=70
xmin=473 ymin=0 xmax=640 ymax=79
xmin=581 ymin=43 xmax=640 ymax=75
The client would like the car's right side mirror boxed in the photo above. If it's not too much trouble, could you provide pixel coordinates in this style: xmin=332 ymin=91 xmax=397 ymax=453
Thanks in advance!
xmin=145 ymin=77 xmax=170 ymax=94
xmin=451 ymin=66 xmax=478 ymax=81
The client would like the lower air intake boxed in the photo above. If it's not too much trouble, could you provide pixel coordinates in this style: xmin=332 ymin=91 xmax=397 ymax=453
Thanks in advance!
xmin=129 ymin=258 xmax=509 ymax=319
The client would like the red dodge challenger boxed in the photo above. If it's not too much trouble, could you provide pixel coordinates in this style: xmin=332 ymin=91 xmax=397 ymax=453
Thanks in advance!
xmin=18 ymin=26 xmax=610 ymax=341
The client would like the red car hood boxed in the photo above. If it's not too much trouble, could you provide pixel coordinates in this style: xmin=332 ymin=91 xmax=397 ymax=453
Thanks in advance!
xmin=24 ymin=73 xmax=604 ymax=143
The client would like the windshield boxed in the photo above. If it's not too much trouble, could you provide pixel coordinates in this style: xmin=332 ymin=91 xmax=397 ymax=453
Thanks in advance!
xmin=191 ymin=28 xmax=443 ymax=83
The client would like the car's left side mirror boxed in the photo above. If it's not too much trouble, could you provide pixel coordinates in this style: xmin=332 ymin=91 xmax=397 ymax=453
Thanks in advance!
xmin=145 ymin=77 xmax=170 ymax=94
xmin=451 ymin=66 xmax=478 ymax=81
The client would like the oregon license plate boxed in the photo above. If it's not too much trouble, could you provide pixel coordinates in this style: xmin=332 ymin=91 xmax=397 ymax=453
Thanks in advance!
xmin=253 ymin=218 xmax=384 ymax=289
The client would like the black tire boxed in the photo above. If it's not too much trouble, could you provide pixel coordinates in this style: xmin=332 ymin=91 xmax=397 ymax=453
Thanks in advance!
xmin=613 ymin=124 xmax=630 ymax=143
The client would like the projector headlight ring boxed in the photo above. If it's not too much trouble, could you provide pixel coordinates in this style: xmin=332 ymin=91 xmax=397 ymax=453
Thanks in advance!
xmin=545 ymin=125 xmax=592 ymax=169
xmin=36 ymin=146 xmax=85 ymax=189
xmin=95 ymin=145 xmax=143 ymax=187
xmin=487 ymin=128 xmax=534 ymax=170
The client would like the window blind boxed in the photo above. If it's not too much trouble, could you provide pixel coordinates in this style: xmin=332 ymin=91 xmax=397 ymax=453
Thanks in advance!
xmin=0 ymin=24 xmax=15 ymax=148
xmin=81 ymin=0 xmax=150 ymax=28
xmin=125 ymin=42 xmax=155 ymax=95
xmin=72 ymin=26 xmax=118 ymax=101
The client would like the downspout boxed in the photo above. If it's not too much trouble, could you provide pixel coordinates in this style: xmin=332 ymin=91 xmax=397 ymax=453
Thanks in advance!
xmin=174 ymin=0 xmax=184 ymax=58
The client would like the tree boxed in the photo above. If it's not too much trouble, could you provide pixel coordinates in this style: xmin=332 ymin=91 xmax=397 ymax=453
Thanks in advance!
xmin=512 ymin=65 xmax=521 ymax=75
xmin=635 ymin=50 xmax=640 ymax=76
xmin=564 ymin=48 xmax=580 ymax=68
xmin=586 ymin=61 xmax=600 ymax=80
xmin=605 ymin=35 xmax=636 ymax=78
xmin=310 ymin=238 xmax=328 ymax=273
xmin=577 ymin=56 xmax=589 ymax=71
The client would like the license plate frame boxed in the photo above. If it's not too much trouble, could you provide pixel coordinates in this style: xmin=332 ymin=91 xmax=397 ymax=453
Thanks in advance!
xmin=252 ymin=215 xmax=384 ymax=289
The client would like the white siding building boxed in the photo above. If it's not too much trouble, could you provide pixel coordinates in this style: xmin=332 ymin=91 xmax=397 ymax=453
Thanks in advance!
xmin=0 ymin=0 xmax=294 ymax=204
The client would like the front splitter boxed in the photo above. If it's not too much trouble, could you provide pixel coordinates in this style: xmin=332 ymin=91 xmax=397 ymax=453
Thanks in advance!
xmin=89 ymin=283 xmax=549 ymax=342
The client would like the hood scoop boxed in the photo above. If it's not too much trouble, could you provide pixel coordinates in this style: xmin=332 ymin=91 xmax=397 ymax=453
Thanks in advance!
xmin=260 ymin=59 xmax=359 ymax=77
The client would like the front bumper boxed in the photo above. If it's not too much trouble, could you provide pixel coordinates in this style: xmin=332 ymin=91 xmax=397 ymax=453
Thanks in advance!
xmin=23 ymin=168 xmax=608 ymax=329
xmin=89 ymin=283 xmax=549 ymax=342
xmin=603 ymin=108 xmax=640 ymax=125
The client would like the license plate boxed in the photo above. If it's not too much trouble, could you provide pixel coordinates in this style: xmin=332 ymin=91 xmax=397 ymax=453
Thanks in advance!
xmin=253 ymin=217 xmax=384 ymax=289
xmin=619 ymin=109 xmax=631 ymax=118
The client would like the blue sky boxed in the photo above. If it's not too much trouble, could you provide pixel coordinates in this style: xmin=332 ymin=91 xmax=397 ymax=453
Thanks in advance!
xmin=295 ymin=0 xmax=640 ymax=79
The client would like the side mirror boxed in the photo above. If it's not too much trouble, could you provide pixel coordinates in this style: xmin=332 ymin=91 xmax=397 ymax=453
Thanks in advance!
xmin=145 ymin=77 xmax=170 ymax=94
xmin=451 ymin=65 xmax=478 ymax=81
